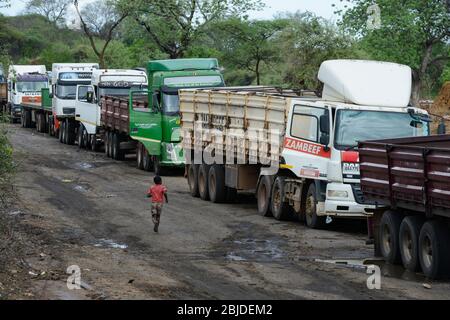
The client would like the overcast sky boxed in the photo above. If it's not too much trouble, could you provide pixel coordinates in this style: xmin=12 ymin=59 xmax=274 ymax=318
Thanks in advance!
xmin=0 ymin=0 xmax=346 ymax=20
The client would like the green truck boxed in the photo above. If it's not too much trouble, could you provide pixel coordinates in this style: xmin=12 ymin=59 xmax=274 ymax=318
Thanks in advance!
xmin=101 ymin=59 xmax=225 ymax=175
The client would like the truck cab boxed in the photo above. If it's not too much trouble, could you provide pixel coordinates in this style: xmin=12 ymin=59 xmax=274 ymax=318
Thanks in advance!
xmin=51 ymin=63 xmax=99 ymax=145
xmin=133 ymin=59 xmax=225 ymax=174
xmin=75 ymin=69 xmax=148 ymax=150
xmin=7 ymin=65 xmax=48 ymax=123
xmin=280 ymin=60 xmax=429 ymax=225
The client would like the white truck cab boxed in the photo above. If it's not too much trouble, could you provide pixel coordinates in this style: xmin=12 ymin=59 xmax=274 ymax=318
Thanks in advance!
xmin=74 ymin=69 xmax=148 ymax=149
xmin=281 ymin=60 xmax=429 ymax=221
xmin=51 ymin=63 xmax=99 ymax=144
xmin=7 ymin=65 xmax=48 ymax=121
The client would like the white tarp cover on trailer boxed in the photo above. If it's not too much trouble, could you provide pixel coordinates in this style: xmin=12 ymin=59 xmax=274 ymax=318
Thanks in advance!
xmin=318 ymin=60 xmax=412 ymax=108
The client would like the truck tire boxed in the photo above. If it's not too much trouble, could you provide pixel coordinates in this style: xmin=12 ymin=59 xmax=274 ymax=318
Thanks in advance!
xmin=90 ymin=134 xmax=98 ymax=152
xmin=187 ymin=164 xmax=200 ymax=198
xmin=257 ymin=176 xmax=272 ymax=217
xmin=61 ymin=120 xmax=67 ymax=144
xmin=112 ymin=132 xmax=125 ymax=161
xmin=36 ymin=114 xmax=41 ymax=132
xmin=419 ymin=221 xmax=450 ymax=279
xmin=107 ymin=131 xmax=113 ymax=158
xmin=271 ymin=176 xmax=292 ymax=221
xmin=198 ymin=164 xmax=211 ymax=201
xmin=136 ymin=143 xmax=144 ymax=170
xmin=83 ymin=128 xmax=90 ymax=150
xmin=379 ymin=210 xmax=402 ymax=265
xmin=304 ymin=183 xmax=325 ymax=229
xmin=78 ymin=124 xmax=85 ymax=149
xmin=208 ymin=165 xmax=226 ymax=203
xmin=24 ymin=110 xmax=31 ymax=128
xmin=399 ymin=215 xmax=424 ymax=272
xmin=153 ymin=156 xmax=164 ymax=176
xmin=59 ymin=120 xmax=64 ymax=143
xmin=66 ymin=120 xmax=76 ymax=145
xmin=143 ymin=148 xmax=153 ymax=172
xmin=39 ymin=113 xmax=46 ymax=133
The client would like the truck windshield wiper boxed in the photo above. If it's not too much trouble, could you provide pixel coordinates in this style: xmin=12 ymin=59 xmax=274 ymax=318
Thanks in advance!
xmin=344 ymin=145 xmax=358 ymax=151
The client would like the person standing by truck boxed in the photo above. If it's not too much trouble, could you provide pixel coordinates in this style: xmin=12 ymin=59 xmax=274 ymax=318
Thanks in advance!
xmin=147 ymin=176 xmax=168 ymax=233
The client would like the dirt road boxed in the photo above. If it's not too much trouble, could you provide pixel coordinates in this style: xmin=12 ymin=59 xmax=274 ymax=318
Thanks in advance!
xmin=2 ymin=124 xmax=450 ymax=300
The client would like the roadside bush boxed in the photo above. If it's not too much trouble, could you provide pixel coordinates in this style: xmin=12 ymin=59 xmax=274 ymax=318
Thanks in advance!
xmin=0 ymin=114 xmax=14 ymax=203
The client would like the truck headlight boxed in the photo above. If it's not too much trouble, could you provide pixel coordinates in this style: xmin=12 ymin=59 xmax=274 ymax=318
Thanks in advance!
xmin=327 ymin=190 xmax=349 ymax=199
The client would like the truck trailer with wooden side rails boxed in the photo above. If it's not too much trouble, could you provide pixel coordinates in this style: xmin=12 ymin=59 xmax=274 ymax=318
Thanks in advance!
xmin=179 ymin=60 xmax=431 ymax=229
xmin=359 ymin=135 xmax=450 ymax=279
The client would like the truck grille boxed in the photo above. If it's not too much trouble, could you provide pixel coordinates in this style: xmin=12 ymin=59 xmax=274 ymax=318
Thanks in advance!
xmin=351 ymin=184 xmax=376 ymax=205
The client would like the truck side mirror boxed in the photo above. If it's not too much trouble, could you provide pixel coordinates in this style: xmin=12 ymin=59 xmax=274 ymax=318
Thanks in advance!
xmin=320 ymin=134 xmax=330 ymax=147
xmin=86 ymin=91 xmax=94 ymax=103
xmin=320 ymin=113 xmax=330 ymax=135
xmin=49 ymin=93 xmax=54 ymax=99
xmin=438 ymin=119 xmax=446 ymax=135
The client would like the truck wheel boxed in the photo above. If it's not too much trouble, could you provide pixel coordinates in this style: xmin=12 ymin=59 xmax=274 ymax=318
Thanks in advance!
xmin=78 ymin=124 xmax=84 ymax=149
xmin=379 ymin=210 xmax=402 ymax=265
xmin=198 ymin=164 xmax=211 ymax=201
xmin=208 ymin=165 xmax=226 ymax=203
xmin=59 ymin=120 xmax=64 ymax=143
xmin=107 ymin=131 xmax=113 ymax=158
xmin=304 ymin=183 xmax=325 ymax=229
xmin=112 ymin=132 xmax=124 ymax=161
xmin=419 ymin=221 xmax=450 ymax=279
xmin=90 ymin=135 xmax=98 ymax=152
xmin=399 ymin=215 xmax=424 ymax=272
xmin=24 ymin=110 xmax=31 ymax=128
xmin=257 ymin=176 xmax=272 ymax=217
xmin=83 ymin=128 xmax=90 ymax=150
xmin=143 ymin=149 xmax=153 ymax=172
xmin=136 ymin=143 xmax=144 ymax=170
xmin=39 ymin=113 xmax=46 ymax=133
xmin=187 ymin=164 xmax=200 ymax=197
xmin=271 ymin=176 xmax=292 ymax=221
xmin=66 ymin=120 xmax=76 ymax=145
xmin=61 ymin=120 xmax=67 ymax=144
xmin=153 ymin=157 xmax=164 ymax=176
xmin=36 ymin=114 xmax=40 ymax=132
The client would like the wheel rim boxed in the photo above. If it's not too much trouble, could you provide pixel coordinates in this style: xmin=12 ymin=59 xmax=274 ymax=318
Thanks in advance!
xmin=210 ymin=172 xmax=216 ymax=197
xmin=272 ymin=184 xmax=281 ymax=213
xmin=258 ymin=183 xmax=267 ymax=211
xmin=188 ymin=167 xmax=195 ymax=189
xmin=381 ymin=224 xmax=392 ymax=256
xmin=199 ymin=171 xmax=205 ymax=195
xmin=305 ymin=194 xmax=315 ymax=225
xmin=401 ymin=228 xmax=413 ymax=263
xmin=421 ymin=234 xmax=433 ymax=270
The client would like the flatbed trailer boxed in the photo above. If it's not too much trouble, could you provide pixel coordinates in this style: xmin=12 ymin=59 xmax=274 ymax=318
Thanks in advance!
xmin=359 ymin=135 xmax=450 ymax=279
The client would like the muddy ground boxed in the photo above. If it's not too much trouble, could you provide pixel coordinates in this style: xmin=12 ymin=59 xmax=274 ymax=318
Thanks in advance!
xmin=1 ymin=123 xmax=450 ymax=300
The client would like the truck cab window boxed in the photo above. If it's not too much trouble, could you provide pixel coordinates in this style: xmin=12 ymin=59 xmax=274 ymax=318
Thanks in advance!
xmin=162 ymin=93 xmax=180 ymax=115
xmin=291 ymin=106 xmax=328 ymax=143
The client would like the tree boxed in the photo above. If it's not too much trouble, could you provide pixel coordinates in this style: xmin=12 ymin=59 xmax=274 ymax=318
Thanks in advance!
xmin=279 ymin=12 xmax=364 ymax=92
xmin=26 ymin=0 xmax=72 ymax=25
xmin=74 ymin=0 xmax=128 ymax=68
xmin=118 ymin=0 xmax=263 ymax=59
xmin=210 ymin=19 xmax=286 ymax=85
xmin=0 ymin=0 xmax=10 ymax=9
xmin=340 ymin=0 xmax=450 ymax=105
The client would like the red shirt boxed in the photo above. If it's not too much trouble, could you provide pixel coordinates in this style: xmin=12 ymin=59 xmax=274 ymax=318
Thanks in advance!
xmin=148 ymin=184 xmax=167 ymax=203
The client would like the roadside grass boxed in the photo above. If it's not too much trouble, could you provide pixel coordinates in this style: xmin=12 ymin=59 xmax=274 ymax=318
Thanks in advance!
xmin=0 ymin=112 xmax=15 ymax=206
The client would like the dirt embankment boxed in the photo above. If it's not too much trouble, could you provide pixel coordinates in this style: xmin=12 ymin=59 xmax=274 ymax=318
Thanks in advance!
xmin=425 ymin=82 xmax=450 ymax=133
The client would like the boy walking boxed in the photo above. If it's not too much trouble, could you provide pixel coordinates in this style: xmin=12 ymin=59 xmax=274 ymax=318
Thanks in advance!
xmin=147 ymin=176 xmax=168 ymax=233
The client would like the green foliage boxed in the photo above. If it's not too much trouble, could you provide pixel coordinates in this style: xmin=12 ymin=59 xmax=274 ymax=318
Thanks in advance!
xmin=339 ymin=0 xmax=450 ymax=99
xmin=0 ymin=117 xmax=14 ymax=188
xmin=279 ymin=12 xmax=365 ymax=91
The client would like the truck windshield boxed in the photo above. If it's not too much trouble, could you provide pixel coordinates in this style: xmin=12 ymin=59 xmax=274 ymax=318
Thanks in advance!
xmin=99 ymin=86 xmax=147 ymax=97
xmin=334 ymin=110 xmax=427 ymax=150
xmin=162 ymin=93 xmax=180 ymax=116
xmin=16 ymin=81 xmax=48 ymax=92
xmin=56 ymin=84 xmax=77 ymax=100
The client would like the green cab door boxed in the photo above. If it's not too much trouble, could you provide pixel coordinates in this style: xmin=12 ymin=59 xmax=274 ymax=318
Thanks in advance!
xmin=129 ymin=91 xmax=162 ymax=156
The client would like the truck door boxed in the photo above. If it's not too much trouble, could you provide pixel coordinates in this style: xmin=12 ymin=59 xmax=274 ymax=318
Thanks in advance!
xmin=282 ymin=104 xmax=332 ymax=180
xmin=75 ymin=85 xmax=97 ymax=134
xmin=129 ymin=91 xmax=162 ymax=156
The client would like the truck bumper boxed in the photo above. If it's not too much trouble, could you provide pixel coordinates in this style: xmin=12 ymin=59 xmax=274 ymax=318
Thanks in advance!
xmin=160 ymin=142 xmax=185 ymax=167
xmin=319 ymin=182 xmax=375 ymax=218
